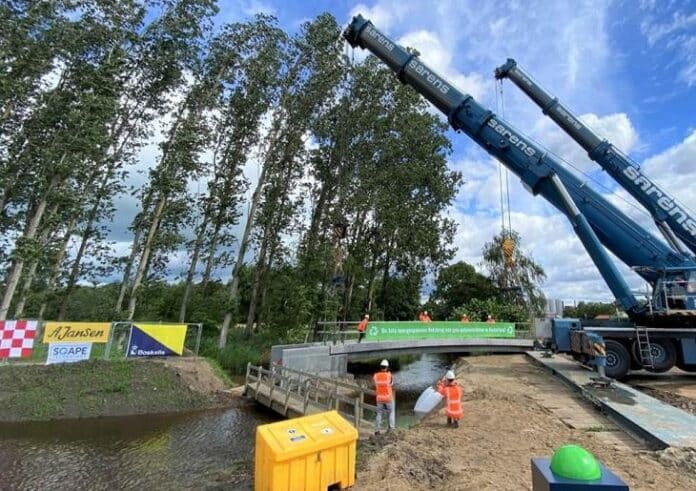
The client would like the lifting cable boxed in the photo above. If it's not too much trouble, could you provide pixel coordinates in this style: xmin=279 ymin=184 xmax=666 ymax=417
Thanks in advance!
xmin=495 ymin=78 xmax=515 ymax=269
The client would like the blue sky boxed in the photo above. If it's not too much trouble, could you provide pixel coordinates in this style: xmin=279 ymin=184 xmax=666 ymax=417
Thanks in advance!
xmin=112 ymin=0 xmax=696 ymax=304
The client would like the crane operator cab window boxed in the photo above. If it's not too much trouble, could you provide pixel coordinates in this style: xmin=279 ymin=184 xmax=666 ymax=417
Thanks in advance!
xmin=665 ymin=273 xmax=696 ymax=311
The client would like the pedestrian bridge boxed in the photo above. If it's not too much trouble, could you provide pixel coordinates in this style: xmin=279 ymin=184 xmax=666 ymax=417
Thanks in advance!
xmin=272 ymin=337 xmax=535 ymax=376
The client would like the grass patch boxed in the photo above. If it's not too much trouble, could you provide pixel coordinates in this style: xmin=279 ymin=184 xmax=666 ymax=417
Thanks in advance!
xmin=0 ymin=359 xmax=217 ymax=422
xmin=585 ymin=425 xmax=618 ymax=432
xmin=204 ymin=357 xmax=235 ymax=388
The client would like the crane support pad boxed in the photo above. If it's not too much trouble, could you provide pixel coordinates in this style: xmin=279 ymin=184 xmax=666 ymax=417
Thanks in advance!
xmin=527 ymin=351 xmax=696 ymax=448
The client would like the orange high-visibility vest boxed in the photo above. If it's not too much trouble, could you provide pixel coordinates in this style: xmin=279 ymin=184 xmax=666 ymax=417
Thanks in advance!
xmin=357 ymin=319 xmax=368 ymax=332
xmin=373 ymin=371 xmax=393 ymax=403
xmin=437 ymin=382 xmax=463 ymax=419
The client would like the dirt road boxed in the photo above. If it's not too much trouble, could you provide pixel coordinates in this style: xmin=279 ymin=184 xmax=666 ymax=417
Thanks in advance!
xmin=355 ymin=354 xmax=696 ymax=490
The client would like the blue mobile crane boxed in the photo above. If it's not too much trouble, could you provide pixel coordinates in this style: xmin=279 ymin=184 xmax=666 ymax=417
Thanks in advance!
xmin=343 ymin=15 xmax=696 ymax=378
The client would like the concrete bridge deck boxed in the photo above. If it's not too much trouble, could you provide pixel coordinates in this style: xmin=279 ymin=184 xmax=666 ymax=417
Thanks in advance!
xmin=330 ymin=338 xmax=534 ymax=359
xmin=274 ymin=338 xmax=535 ymax=376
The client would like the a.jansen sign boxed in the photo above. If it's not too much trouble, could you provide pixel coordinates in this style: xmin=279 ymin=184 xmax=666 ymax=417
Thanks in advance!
xmin=43 ymin=322 xmax=111 ymax=343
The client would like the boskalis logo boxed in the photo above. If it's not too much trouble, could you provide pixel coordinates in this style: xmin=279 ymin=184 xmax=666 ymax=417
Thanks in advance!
xmin=623 ymin=165 xmax=696 ymax=237
xmin=126 ymin=323 xmax=187 ymax=357
xmin=408 ymin=59 xmax=450 ymax=95
xmin=487 ymin=118 xmax=536 ymax=157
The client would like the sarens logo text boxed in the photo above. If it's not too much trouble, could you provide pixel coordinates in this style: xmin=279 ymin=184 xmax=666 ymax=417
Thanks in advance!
xmin=487 ymin=118 xmax=536 ymax=157
xmin=408 ymin=59 xmax=450 ymax=95
xmin=623 ymin=166 xmax=696 ymax=236
xmin=366 ymin=26 xmax=394 ymax=51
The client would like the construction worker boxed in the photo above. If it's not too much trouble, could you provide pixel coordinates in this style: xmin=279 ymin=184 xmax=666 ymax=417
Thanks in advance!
xmin=373 ymin=359 xmax=395 ymax=434
xmin=357 ymin=314 xmax=369 ymax=343
xmin=436 ymin=370 xmax=463 ymax=428
xmin=419 ymin=311 xmax=432 ymax=322
xmin=486 ymin=314 xmax=496 ymax=323
xmin=460 ymin=314 xmax=470 ymax=323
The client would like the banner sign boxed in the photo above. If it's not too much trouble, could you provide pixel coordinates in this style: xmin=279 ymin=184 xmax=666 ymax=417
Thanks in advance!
xmin=366 ymin=322 xmax=515 ymax=341
xmin=0 ymin=320 xmax=38 ymax=358
xmin=43 ymin=322 xmax=111 ymax=344
xmin=46 ymin=342 xmax=92 ymax=364
xmin=127 ymin=323 xmax=187 ymax=357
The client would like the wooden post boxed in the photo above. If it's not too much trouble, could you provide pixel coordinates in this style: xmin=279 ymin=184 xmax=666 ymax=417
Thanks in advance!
xmin=303 ymin=380 xmax=310 ymax=414
xmin=353 ymin=397 xmax=360 ymax=427
xmin=244 ymin=362 xmax=251 ymax=396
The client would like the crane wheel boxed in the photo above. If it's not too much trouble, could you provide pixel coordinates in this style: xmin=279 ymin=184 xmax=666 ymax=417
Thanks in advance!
xmin=643 ymin=339 xmax=677 ymax=373
xmin=604 ymin=340 xmax=630 ymax=379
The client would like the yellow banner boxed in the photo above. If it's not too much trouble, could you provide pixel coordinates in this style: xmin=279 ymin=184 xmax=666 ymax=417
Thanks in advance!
xmin=43 ymin=322 xmax=111 ymax=343
xmin=132 ymin=323 xmax=187 ymax=356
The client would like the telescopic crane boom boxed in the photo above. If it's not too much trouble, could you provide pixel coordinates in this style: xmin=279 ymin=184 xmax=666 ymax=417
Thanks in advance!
xmin=343 ymin=15 xmax=696 ymax=377
xmin=343 ymin=15 xmax=696 ymax=325
xmin=494 ymin=59 xmax=696 ymax=256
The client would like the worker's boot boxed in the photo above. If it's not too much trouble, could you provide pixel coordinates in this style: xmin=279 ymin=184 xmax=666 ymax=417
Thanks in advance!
xmin=446 ymin=418 xmax=452 ymax=427
xmin=453 ymin=420 xmax=459 ymax=428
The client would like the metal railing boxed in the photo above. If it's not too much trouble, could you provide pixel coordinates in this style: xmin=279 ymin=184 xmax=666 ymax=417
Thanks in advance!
xmin=244 ymin=363 xmax=378 ymax=431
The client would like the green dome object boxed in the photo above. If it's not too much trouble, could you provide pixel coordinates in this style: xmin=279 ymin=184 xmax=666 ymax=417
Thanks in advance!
xmin=550 ymin=444 xmax=602 ymax=481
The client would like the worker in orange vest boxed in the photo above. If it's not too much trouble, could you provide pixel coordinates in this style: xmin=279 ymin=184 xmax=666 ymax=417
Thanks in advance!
xmin=436 ymin=370 xmax=463 ymax=428
xmin=419 ymin=310 xmax=432 ymax=322
xmin=356 ymin=314 xmax=369 ymax=343
xmin=486 ymin=314 xmax=496 ymax=323
xmin=460 ymin=314 xmax=470 ymax=323
xmin=373 ymin=359 xmax=395 ymax=434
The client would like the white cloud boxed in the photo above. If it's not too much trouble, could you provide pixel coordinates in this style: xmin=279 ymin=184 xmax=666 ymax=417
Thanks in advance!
xmin=640 ymin=10 xmax=696 ymax=86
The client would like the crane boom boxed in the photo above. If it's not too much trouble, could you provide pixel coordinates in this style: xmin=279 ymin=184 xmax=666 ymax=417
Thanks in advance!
xmin=343 ymin=15 xmax=696 ymax=320
xmin=494 ymin=59 xmax=696 ymax=256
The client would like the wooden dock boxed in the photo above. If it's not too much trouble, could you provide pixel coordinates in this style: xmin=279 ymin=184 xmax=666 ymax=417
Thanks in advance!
xmin=244 ymin=363 xmax=378 ymax=432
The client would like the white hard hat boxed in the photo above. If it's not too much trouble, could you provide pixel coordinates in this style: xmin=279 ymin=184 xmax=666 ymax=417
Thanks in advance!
xmin=380 ymin=359 xmax=389 ymax=367
xmin=445 ymin=370 xmax=455 ymax=380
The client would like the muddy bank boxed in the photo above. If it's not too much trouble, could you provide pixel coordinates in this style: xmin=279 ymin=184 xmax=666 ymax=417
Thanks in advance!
xmin=0 ymin=357 xmax=235 ymax=422
xmin=355 ymin=355 xmax=696 ymax=491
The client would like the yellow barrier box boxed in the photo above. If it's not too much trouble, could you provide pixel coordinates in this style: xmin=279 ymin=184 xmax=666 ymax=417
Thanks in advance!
xmin=254 ymin=410 xmax=358 ymax=491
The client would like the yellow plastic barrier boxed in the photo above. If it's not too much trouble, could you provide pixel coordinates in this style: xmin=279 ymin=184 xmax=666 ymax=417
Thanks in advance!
xmin=255 ymin=410 xmax=358 ymax=491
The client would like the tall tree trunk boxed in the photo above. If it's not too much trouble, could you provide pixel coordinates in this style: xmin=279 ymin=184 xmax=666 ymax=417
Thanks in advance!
xmin=219 ymin=163 xmax=270 ymax=348
xmin=114 ymin=225 xmax=142 ymax=316
xmin=0 ymin=172 xmax=60 ymax=320
xmin=127 ymin=196 xmax=167 ymax=321
xmin=13 ymin=203 xmax=61 ymax=318
xmin=114 ymin=185 xmax=154 ymax=316
xmin=13 ymin=260 xmax=38 ymax=319
xmin=39 ymin=218 xmax=76 ymax=319
xmin=200 ymin=211 xmax=224 ymax=290
xmin=179 ymin=220 xmax=209 ymax=323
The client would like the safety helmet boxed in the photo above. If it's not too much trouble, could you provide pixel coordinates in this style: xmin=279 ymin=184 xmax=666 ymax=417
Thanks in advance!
xmin=445 ymin=370 xmax=455 ymax=380
xmin=380 ymin=359 xmax=389 ymax=367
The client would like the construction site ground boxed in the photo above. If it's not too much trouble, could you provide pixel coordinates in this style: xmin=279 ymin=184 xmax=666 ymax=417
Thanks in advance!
xmin=355 ymin=354 xmax=696 ymax=491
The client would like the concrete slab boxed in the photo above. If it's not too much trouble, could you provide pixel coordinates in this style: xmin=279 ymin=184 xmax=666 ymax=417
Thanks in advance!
xmin=331 ymin=338 xmax=534 ymax=359
xmin=527 ymin=351 xmax=696 ymax=449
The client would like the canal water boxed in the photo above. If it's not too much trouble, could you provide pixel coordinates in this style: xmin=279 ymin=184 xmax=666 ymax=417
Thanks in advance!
xmin=0 ymin=354 xmax=450 ymax=489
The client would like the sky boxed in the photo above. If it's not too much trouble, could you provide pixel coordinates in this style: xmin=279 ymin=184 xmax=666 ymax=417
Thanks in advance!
xmin=109 ymin=0 xmax=696 ymax=305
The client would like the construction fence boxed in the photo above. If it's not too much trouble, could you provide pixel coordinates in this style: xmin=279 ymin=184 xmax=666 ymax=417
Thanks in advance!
xmin=0 ymin=320 xmax=202 ymax=365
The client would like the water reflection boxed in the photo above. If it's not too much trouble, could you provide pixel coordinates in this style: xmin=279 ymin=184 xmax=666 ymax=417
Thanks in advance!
xmin=0 ymin=406 xmax=277 ymax=490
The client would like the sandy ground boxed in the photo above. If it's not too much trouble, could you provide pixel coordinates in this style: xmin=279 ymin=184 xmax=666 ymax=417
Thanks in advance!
xmin=355 ymin=354 xmax=696 ymax=491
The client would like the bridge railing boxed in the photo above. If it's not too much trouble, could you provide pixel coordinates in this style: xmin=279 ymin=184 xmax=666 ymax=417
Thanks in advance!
xmin=245 ymin=362 xmax=378 ymax=431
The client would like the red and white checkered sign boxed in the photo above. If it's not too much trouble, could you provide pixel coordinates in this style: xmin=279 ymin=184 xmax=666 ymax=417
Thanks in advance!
xmin=0 ymin=320 xmax=38 ymax=358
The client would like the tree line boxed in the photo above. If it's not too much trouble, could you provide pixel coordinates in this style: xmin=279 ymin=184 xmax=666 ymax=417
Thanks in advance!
xmin=1 ymin=2 xmax=470 ymax=346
